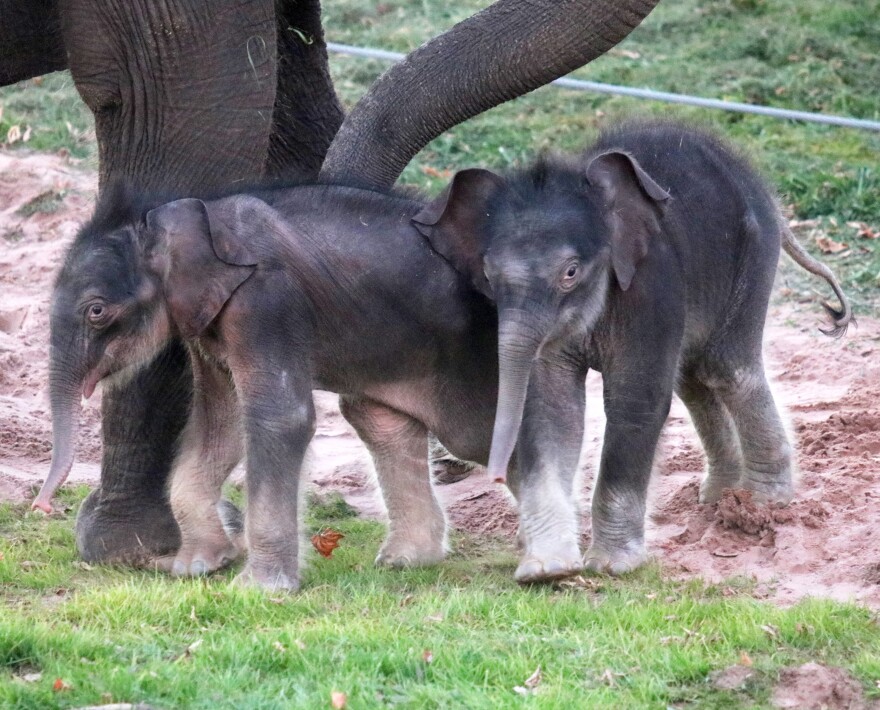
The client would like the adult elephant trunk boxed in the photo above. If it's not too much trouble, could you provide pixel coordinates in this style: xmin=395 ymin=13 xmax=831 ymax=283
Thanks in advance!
xmin=486 ymin=315 xmax=545 ymax=484
xmin=320 ymin=0 xmax=659 ymax=189
xmin=32 ymin=367 xmax=83 ymax=513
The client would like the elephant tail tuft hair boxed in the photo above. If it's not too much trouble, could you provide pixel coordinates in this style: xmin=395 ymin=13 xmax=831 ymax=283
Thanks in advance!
xmin=780 ymin=219 xmax=854 ymax=338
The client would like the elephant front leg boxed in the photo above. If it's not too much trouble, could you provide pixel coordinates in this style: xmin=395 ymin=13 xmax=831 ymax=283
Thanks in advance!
xmin=161 ymin=354 xmax=244 ymax=577
xmin=510 ymin=357 xmax=585 ymax=583
xmin=586 ymin=372 xmax=673 ymax=576
xmin=76 ymin=342 xmax=189 ymax=565
xmin=340 ymin=396 xmax=446 ymax=568
xmin=234 ymin=367 xmax=316 ymax=592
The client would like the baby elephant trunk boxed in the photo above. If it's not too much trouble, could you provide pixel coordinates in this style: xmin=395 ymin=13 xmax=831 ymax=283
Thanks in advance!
xmin=486 ymin=316 xmax=544 ymax=484
xmin=32 ymin=371 xmax=84 ymax=513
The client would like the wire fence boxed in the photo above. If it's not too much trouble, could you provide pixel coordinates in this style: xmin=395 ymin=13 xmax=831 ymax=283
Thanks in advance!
xmin=327 ymin=42 xmax=880 ymax=133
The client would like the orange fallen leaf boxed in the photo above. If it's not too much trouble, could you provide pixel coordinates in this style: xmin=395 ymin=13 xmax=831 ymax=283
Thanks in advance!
xmin=739 ymin=651 xmax=753 ymax=667
xmin=421 ymin=165 xmax=453 ymax=180
xmin=848 ymin=221 xmax=879 ymax=239
xmin=52 ymin=678 xmax=71 ymax=692
xmin=311 ymin=529 xmax=344 ymax=558
xmin=331 ymin=690 xmax=347 ymax=708
xmin=815 ymin=236 xmax=848 ymax=254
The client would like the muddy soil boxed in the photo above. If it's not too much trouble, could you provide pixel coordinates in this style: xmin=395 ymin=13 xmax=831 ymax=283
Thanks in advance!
xmin=1 ymin=150 xmax=878 ymax=606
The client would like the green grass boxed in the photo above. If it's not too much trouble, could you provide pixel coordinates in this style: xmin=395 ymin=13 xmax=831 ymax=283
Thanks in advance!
xmin=2 ymin=487 xmax=879 ymax=709
xmin=1 ymin=0 xmax=878 ymax=311
xmin=1 ymin=5 xmax=880 ymax=706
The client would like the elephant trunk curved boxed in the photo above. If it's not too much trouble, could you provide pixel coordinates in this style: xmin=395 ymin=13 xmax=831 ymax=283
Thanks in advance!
xmin=320 ymin=0 xmax=660 ymax=189
xmin=32 ymin=364 xmax=84 ymax=513
xmin=486 ymin=316 xmax=544 ymax=484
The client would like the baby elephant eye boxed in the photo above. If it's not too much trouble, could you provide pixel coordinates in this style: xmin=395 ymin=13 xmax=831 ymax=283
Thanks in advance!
xmin=87 ymin=303 xmax=107 ymax=324
xmin=559 ymin=261 xmax=581 ymax=290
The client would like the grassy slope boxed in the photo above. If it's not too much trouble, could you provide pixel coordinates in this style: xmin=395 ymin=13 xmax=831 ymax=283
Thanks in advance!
xmin=2 ymin=488 xmax=879 ymax=709
xmin=1 ymin=1 xmax=880 ymax=707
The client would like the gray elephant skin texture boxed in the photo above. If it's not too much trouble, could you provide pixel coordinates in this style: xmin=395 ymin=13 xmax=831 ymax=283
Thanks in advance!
xmin=37 ymin=183 xmax=509 ymax=590
xmin=3 ymin=0 xmax=661 ymax=567
xmin=414 ymin=121 xmax=851 ymax=581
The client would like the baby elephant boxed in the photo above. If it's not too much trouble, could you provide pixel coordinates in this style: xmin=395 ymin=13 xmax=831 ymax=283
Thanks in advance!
xmin=414 ymin=121 xmax=851 ymax=578
xmin=34 ymin=184 xmax=504 ymax=590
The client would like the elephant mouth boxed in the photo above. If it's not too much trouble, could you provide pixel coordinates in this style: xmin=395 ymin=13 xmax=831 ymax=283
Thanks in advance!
xmin=82 ymin=367 xmax=107 ymax=399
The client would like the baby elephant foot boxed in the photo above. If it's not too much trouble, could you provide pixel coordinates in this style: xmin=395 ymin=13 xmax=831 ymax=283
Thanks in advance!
xmin=740 ymin=473 xmax=794 ymax=507
xmin=515 ymin=548 xmax=583 ymax=584
xmin=699 ymin=475 xmax=741 ymax=504
xmin=234 ymin=560 xmax=300 ymax=592
xmin=375 ymin=532 xmax=446 ymax=569
xmin=584 ymin=541 xmax=649 ymax=577
xmin=169 ymin=538 xmax=241 ymax=577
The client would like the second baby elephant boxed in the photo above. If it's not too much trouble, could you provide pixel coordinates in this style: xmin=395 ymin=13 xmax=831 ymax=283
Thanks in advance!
xmin=35 ymin=182 xmax=508 ymax=590
xmin=413 ymin=121 xmax=852 ymax=578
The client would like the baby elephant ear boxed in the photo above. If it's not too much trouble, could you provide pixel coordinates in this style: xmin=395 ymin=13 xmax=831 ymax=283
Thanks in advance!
xmin=585 ymin=151 xmax=671 ymax=291
xmin=145 ymin=198 xmax=256 ymax=339
xmin=412 ymin=168 xmax=506 ymax=297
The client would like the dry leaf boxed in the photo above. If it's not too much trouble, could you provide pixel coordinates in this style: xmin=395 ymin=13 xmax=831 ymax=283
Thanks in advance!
xmin=815 ymin=236 xmax=848 ymax=254
xmin=272 ymin=641 xmax=286 ymax=653
xmin=739 ymin=651 xmax=754 ymax=667
xmin=6 ymin=124 xmax=21 ymax=144
xmin=331 ymin=690 xmax=347 ymax=708
xmin=22 ymin=125 xmax=32 ymax=142
xmin=599 ymin=668 xmax=624 ymax=687
xmin=175 ymin=639 xmax=202 ymax=662
xmin=422 ymin=649 xmax=433 ymax=664
xmin=848 ymin=221 xmax=879 ymax=239
xmin=424 ymin=613 xmax=444 ymax=623
xmin=711 ymin=548 xmax=739 ymax=558
xmin=760 ymin=623 xmax=779 ymax=639
xmin=21 ymin=672 xmax=42 ymax=683
xmin=52 ymin=678 xmax=71 ymax=691
xmin=421 ymin=166 xmax=453 ymax=180
xmin=524 ymin=666 xmax=542 ymax=689
xmin=311 ymin=529 xmax=344 ymax=558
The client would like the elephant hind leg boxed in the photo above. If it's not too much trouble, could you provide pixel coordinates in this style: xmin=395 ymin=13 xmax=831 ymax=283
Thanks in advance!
xmin=676 ymin=375 xmax=744 ymax=504
xmin=340 ymin=396 xmax=446 ymax=568
xmin=699 ymin=361 xmax=794 ymax=506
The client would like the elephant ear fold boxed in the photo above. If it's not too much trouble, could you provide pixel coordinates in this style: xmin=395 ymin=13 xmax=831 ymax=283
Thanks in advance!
xmin=412 ymin=168 xmax=506 ymax=297
xmin=585 ymin=151 xmax=670 ymax=291
xmin=145 ymin=198 xmax=256 ymax=339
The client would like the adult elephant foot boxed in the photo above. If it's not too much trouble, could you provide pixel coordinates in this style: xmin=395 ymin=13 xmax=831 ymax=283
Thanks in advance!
xmin=76 ymin=487 xmax=181 ymax=565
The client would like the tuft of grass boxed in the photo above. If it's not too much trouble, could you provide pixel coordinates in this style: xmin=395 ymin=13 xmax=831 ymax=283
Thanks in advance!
xmin=2 ymin=487 xmax=880 ymax=708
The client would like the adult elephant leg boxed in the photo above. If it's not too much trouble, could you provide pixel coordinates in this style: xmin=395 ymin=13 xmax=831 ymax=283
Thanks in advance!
xmin=59 ymin=0 xmax=279 ymax=563
xmin=265 ymin=0 xmax=344 ymax=179
xmin=77 ymin=342 xmax=190 ymax=564
xmin=321 ymin=0 xmax=660 ymax=188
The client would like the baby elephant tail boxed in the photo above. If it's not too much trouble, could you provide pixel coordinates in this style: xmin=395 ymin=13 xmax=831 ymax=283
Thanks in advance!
xmin=781 ymin=221 xmax=853 ymax=338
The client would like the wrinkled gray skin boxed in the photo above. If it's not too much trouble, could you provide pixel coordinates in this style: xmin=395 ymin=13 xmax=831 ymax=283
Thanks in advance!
xmin=6 ymin=0 xmax=660 ymax=565
xmin=414 ymin=122 xmax=852 ymax=581
xmin=37 ymin=185 xmax=504 ymax=590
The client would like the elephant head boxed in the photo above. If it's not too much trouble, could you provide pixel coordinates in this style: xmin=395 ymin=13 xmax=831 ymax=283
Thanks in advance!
xmin=413 ymin=153 xmax=670 ymax=483
xmin=33 ymin=195 xmax=257 ymax=513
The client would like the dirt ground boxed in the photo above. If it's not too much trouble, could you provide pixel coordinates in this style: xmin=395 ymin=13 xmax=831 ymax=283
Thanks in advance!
xmin=2 ymin=150 xmax=878 ymax=607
